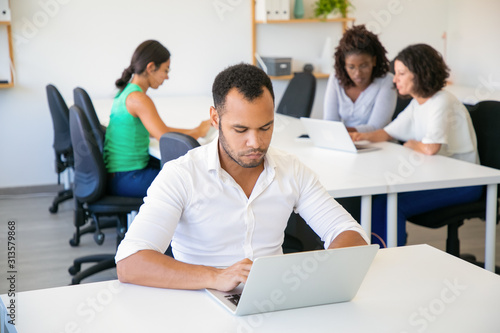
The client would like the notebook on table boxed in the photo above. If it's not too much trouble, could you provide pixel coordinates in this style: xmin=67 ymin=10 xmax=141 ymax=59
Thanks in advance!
xmin=300 ymin=117 xmax=379 ymax=153
xmin=206 ymin=244 xmax=379 ymax=316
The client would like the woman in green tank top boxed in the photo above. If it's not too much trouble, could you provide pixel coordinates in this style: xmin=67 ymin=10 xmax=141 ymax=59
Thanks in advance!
xmin=103 ymin=40 xmax=211 ymax=197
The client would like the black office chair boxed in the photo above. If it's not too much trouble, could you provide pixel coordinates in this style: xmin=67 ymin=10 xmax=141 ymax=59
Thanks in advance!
xmin=406 ymin=100 xmax=500 ymax=269
xmin=70 ymin=87 xmax=116 ymax=246
xmin=159 ymin=132 xmax=201 ymax=257
xmin=391 ymin=96 xmax=412 ymax=120
xmin=67 ymin=105 xmax=143 ymax=284
xmin=47 ymin=84 xmax=74 ymax=213
xmin=73 ymin=87 xmax=105 ymax=151
xmin=276 ymin=71 xmax=316 ymax=118
xmin=159 ymin=132 xmax=200 ymax=167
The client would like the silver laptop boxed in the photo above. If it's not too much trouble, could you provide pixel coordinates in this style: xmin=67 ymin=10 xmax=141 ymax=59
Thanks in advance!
xmin=206 ymin=244 xmax=379 ymax=316
xmin=300 ymin=117 xmax=379 ymax=153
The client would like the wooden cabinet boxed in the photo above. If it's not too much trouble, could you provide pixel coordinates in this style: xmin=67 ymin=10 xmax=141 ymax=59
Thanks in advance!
xmin=251 ymin=0 xmax=354 ymax=80
xmin=0 ymin=20 xmax=14 ymax=88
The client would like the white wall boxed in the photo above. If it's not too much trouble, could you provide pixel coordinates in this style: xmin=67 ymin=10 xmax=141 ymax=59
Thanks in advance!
xmin=352 ymin=0 xmax=449 ymax=59
xmin=0 ymin=0 xmax=252 ymax=188
xmin=446 ymin=0 xmax=500 ymax=98
xmin=0 ymin=0 xmax=499 ymax=189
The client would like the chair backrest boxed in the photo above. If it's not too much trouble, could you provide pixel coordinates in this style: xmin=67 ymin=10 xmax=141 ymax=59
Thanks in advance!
xmin=276 ymin=72 xmax=316 ymax=118
xmin=69 ymin=105 xmax=107 ymax=204
xmin=469 ymin=100 xmax=500 ymax=170
xmin=73 ymin=87 xmax=105 ymax=151
xmin=159 ymin=132 xmax=200 ymax=167
xmin=47 ymin=84 xmax=72 ymax=155
xmin=391 ymin=96 xmax=412 ymax=120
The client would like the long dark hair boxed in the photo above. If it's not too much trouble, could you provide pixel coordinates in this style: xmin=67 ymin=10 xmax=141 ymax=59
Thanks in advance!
xmin=334 ymin=25 xmax=390 ymax=88
xmin=395 ymin=44 xmax=449 ymax=98
xmin=115 ymin=40 xmax=170 ymax=91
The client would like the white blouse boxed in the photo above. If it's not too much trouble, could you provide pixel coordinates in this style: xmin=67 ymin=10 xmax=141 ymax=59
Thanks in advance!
xmin=323 ymin=73 xmax=397 ymax=132
xmin=384 ymin=90 xmax=478 ymax=164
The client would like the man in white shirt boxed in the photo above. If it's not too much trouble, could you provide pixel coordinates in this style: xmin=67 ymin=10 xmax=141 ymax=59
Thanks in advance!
xmin=116 ymin=63 xmax=368 ymax=292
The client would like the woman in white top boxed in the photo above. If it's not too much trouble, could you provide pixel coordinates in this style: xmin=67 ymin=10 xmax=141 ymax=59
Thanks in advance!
xmin=351 ymin=43 xmax=483 ymax=246
xmin=324 ymin=25 xmax=397 ymax=132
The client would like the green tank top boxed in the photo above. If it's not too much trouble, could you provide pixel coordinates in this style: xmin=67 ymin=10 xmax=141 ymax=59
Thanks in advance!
xmin=103 ymin=83 xmax=150 ymax=172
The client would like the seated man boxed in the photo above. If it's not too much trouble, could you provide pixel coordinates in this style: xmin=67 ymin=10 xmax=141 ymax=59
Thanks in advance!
xmin=116 ymin=63 xmax=369 ymax=292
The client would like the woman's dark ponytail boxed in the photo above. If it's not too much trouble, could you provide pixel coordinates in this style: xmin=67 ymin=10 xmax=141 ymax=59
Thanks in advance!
xmin=115 ymin=65 xmax=134 ymax=90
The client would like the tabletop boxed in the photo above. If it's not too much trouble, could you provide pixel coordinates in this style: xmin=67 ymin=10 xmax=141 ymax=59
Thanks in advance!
xmin=2 ymin=245 xmax=500 ymax=332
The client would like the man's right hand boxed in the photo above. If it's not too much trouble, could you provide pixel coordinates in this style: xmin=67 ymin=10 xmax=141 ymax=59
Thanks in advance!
xmin=212 ymin=258 xmax=253 ymax=292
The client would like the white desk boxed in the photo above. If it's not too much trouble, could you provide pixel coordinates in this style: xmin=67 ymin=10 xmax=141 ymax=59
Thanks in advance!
xmin=272 ymin=115 xmax=500 ymax=271
xmin=2 ymin=245 xmax=500 ymax=332
xmin=93 ymin=97 xmax=500 ymax=271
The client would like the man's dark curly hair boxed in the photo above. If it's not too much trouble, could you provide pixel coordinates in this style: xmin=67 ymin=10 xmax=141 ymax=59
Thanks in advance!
xmin=212 ymin=63 xmax=274 ymax=116
xmin=334 ymin=25 xmax=390 ymax=88
xmin=394 ymin=44 xmax=450 ymax=98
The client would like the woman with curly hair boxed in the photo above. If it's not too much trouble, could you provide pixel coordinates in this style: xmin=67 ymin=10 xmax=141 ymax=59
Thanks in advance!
xmin=323 ymin=25 xmax=396 ymax=132
xmin=351 ymin=43 xmax=483 ymax=246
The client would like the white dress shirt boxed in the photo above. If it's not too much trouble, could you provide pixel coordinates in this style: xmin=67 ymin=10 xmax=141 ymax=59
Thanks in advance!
xmin=115 ymin=139 xmax=369 ymax=267
xmin=384 ymin=90 xmax=478 ymax=164
xmin=323 ymin=73 xmax=397 ymax=132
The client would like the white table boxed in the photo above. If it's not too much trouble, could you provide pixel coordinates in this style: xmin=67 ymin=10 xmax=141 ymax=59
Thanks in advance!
xmin=93 ymin=97 xmax=500 ymax=271
xmin=2 ymin=245 xmax=500 ymax=332
xmin=271 ymin=114 xmax=500 ymax=271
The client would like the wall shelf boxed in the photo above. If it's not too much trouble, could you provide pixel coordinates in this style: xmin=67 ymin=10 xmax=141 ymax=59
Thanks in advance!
xmin=268 ymin=72 xmax=330 ymax=81
xmin=251 ymin=1 xmax=354 ymax=80
xmin=255 ymin=17 xmax=355 ymax=25
xmin=0 ymin=20 xmax=14 ymax=88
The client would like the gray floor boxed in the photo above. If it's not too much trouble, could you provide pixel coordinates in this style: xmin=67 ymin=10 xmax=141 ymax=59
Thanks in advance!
xmin=0 ymin=193 xmax=499 ymax=293
xmin=0 ymin=193 xmax=118 ymax=293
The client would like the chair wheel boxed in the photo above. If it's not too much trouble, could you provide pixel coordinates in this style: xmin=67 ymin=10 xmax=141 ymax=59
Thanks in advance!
xmin=49 ymin=205 xmax=58 ymax=213
xmin=68 ymin=264 xmax=80 ymax=275
xmin=94 ymin=232 xmax=105 ymax=245
xmin=118 ymin=227 xmax=126 ymax=239
xmin=69 ymin=236 xmax=79 ymax=247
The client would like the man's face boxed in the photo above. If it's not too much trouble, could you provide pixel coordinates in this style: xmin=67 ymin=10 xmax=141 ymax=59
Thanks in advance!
xmin=210 ymin=87 xmax=274 ymax=169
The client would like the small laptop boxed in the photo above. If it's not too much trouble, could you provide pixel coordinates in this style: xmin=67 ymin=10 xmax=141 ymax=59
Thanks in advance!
xmin=206 ymin=244 xmax=379 ymax=316
xmin=300 ymin=117 xmax=379 ymax=153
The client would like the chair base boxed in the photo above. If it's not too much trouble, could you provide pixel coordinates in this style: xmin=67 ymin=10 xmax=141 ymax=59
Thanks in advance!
xmin=69 ymin=254 xmax=116 ymax=284
xmin=49 ymin=188 xmax=73 ymax=213
xmin=69 ymin=216 xmax=117 ymax=247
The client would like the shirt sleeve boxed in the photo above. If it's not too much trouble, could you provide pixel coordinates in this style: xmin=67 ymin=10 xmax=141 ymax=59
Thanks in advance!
xmin=355 ymin=74 xmax=398 ymax=133
xmin=384 ymin=102 xmax=414 ymax=142
xmin=421 ymin=97 xmax=449 ymax=145
xmin=323 ymin=74 xmax=342 ymax=121
xmin=115 ymin=163 xmax=190 ymax=263
xmin=293 ymin=160 xmax=369 ymax=247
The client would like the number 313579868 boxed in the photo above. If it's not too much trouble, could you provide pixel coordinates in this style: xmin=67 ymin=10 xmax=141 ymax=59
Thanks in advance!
xmin=7 ymin=220 xmax=16 ymax=268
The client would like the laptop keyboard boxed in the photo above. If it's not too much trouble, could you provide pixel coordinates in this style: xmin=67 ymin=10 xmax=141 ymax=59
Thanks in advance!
xmin=224 ymin=293 xmax=241 ymax=306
